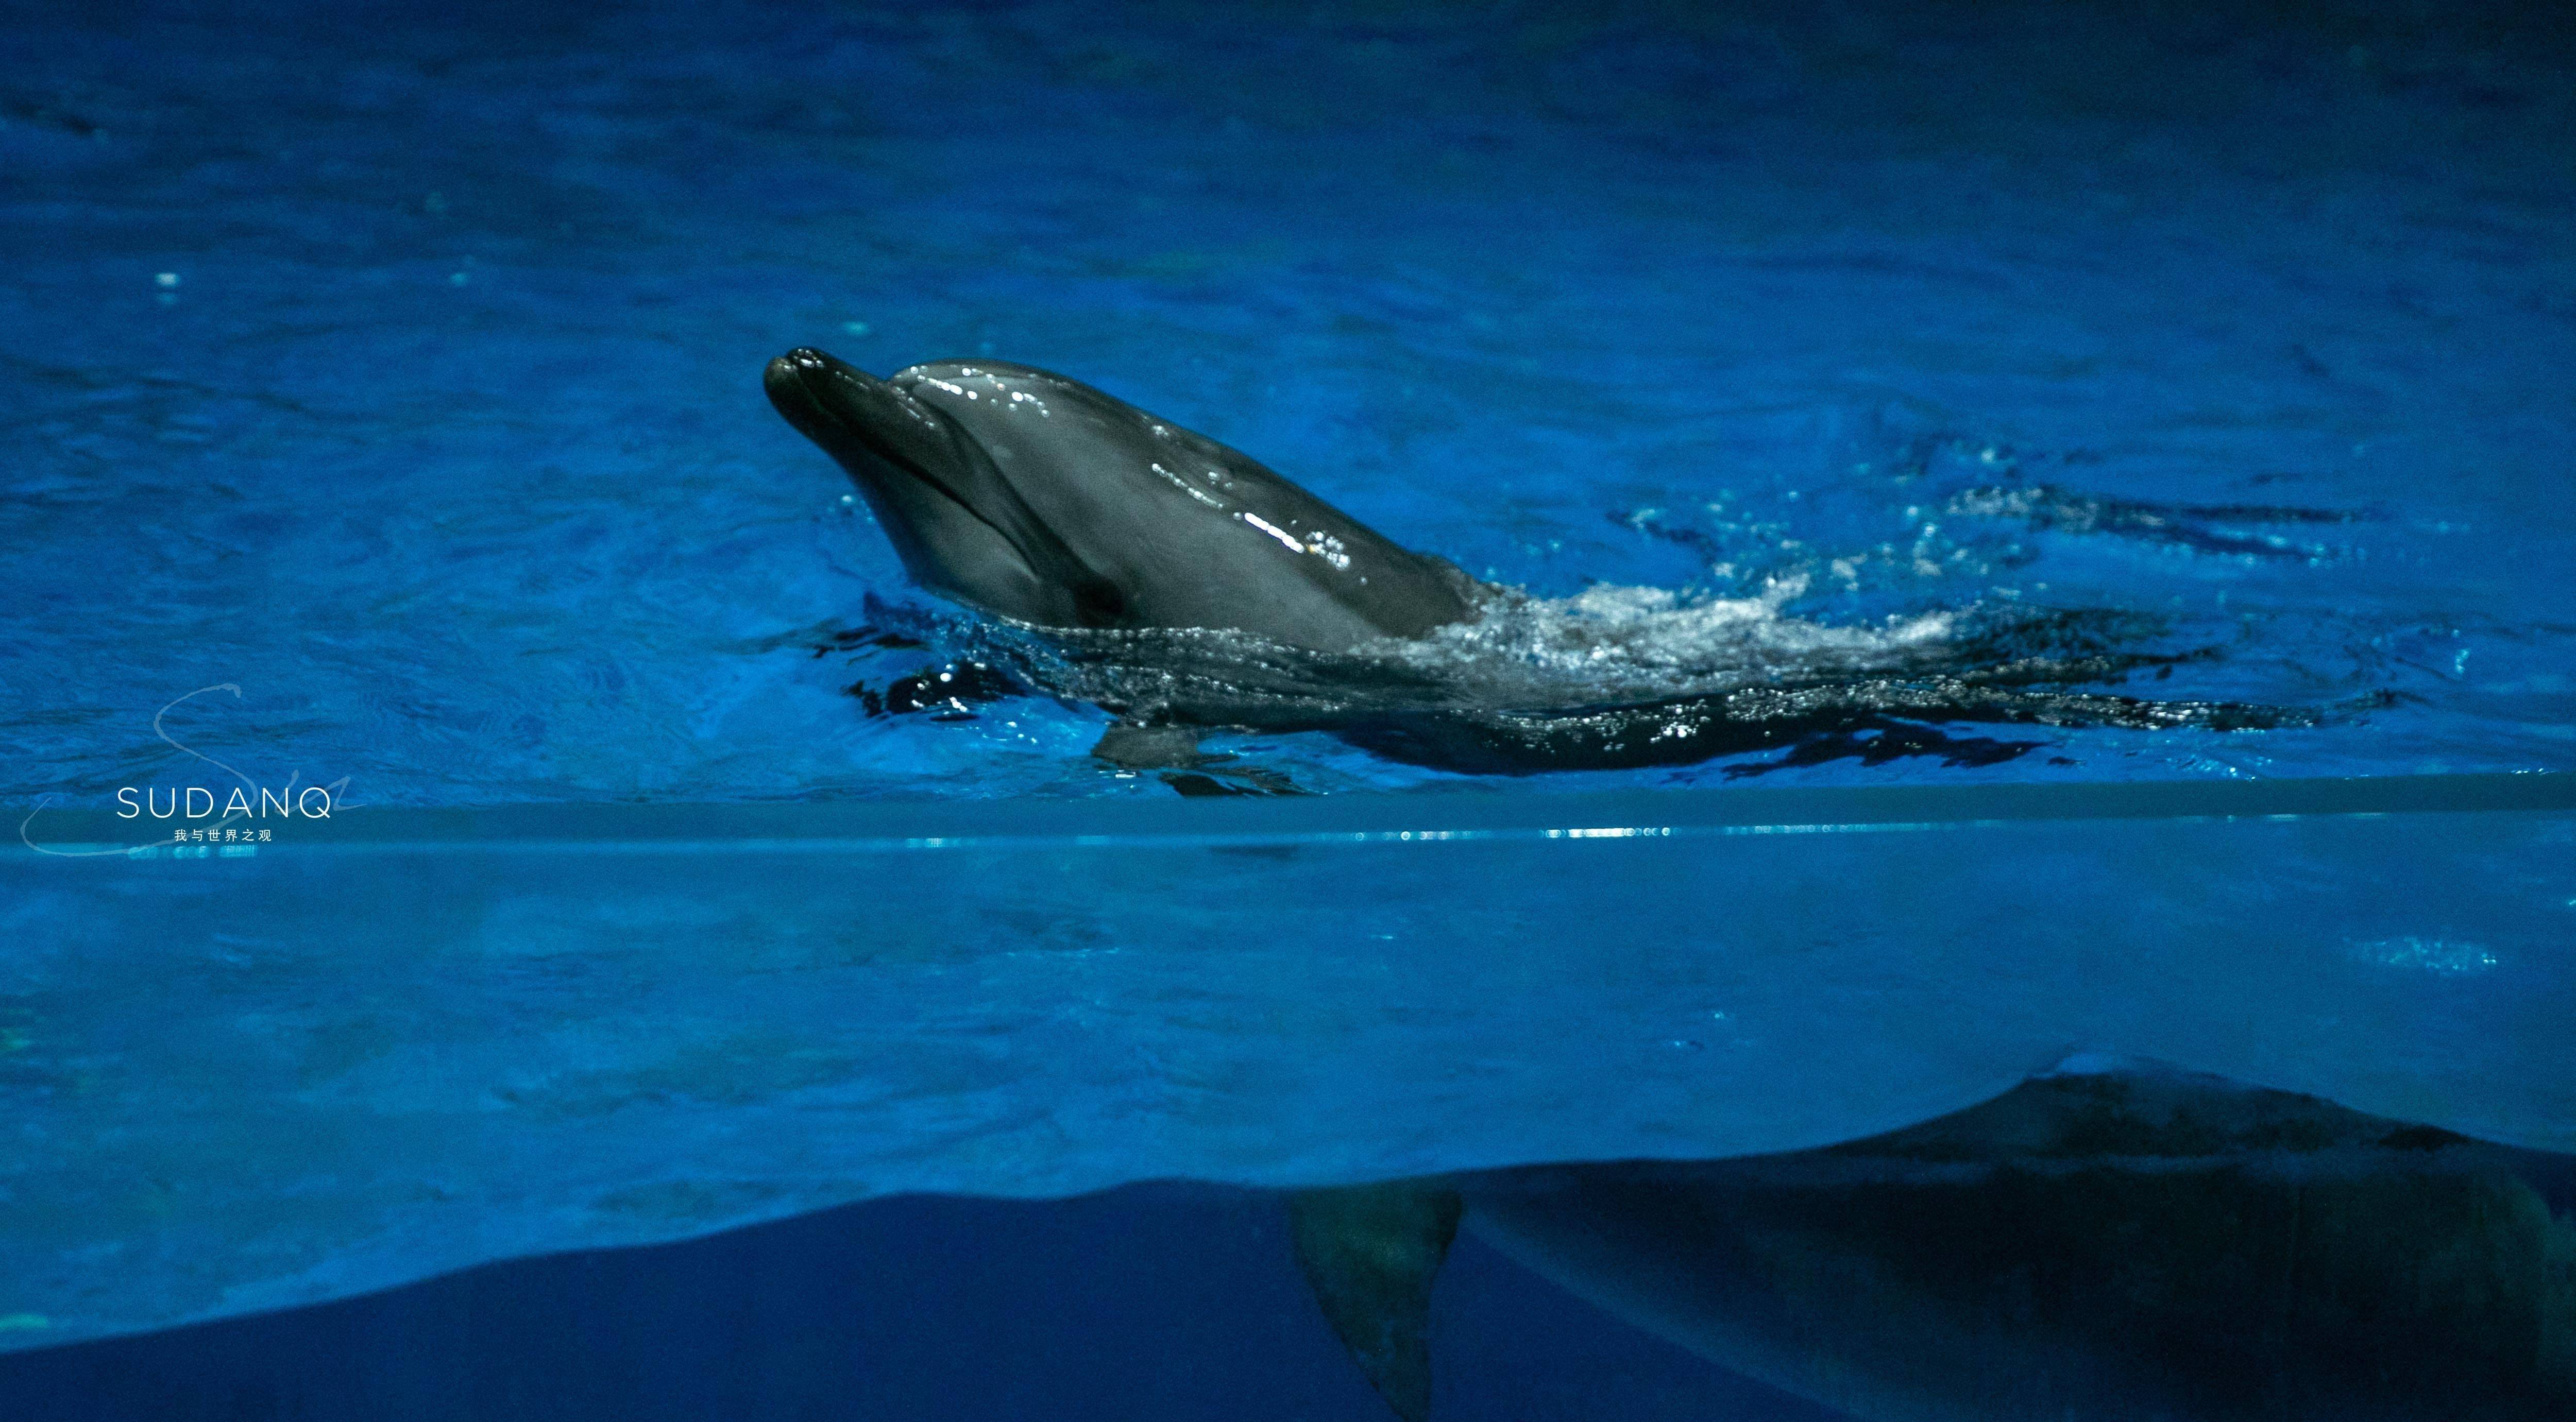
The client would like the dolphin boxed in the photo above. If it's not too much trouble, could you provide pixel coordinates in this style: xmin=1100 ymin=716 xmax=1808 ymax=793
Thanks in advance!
xmin=764 ymin=347 xmax=1479 ymax=653
xmin=765 ymin=347 xmax=2326 ymax=777
xmin=1292 ymin=1071 xmax=2576 ymax=1421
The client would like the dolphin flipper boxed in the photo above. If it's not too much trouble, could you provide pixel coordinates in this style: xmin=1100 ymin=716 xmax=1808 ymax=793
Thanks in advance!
xmin=1092 ymin=723 xmax=1311 ymax=795
xmin=1287 ymin=1183 xmax=1464 ymax=1422
xmin=1091 ymin=723 xmax=1206 ymax=769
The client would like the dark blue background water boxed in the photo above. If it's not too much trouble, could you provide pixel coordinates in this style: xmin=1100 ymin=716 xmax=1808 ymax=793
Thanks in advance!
xmin=7 ymin=0 xmax=2572 ymax=807
xmin=6 ymin=0 xmax=2574 ymax=1416
xmin=0 ymin=1186 xmax=1843 ymax=1421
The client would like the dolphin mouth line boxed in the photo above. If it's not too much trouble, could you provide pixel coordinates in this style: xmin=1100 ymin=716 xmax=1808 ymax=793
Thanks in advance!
xmin=768 ymin=348 xmax=1127 ymax=625
xmin=768 ymin=350 xmax=1049 ymax=568
xmin=769 ymin=355 xmax=996 ymax=524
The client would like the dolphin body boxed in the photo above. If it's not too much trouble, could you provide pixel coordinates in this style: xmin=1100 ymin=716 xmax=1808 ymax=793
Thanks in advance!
xmin=765 ymin=347 xmax=2323 ymax=776
xmin=764 ymin=347 xmax=1479 ymax=653
xmin=1292 ymin=1071 xmax=2576 ymax=1422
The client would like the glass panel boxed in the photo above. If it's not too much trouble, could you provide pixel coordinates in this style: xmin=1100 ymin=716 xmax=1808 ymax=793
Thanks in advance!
xmin=9 ymin=774 xmax=2570 ymax=1350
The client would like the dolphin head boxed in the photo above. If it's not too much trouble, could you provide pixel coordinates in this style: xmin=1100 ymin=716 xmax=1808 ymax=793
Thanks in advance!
xmin=766 ymin=347 xmax=1477 ymax=651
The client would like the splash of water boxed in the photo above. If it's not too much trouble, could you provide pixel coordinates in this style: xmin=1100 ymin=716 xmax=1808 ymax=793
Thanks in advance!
xmin=868 ymin=581 xmax=2323 ymax=775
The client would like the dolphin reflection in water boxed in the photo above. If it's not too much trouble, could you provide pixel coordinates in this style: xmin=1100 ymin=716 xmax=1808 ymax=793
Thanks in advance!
xmin=766 ymin=349 xmax=2334 ymax=778
xmin=1288 ymin=1070 xmax=2575 ymax=1421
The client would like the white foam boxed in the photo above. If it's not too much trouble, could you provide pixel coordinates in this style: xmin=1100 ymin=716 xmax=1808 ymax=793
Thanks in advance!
xmin=1378 ymin=579 xmax=1962 ymax=706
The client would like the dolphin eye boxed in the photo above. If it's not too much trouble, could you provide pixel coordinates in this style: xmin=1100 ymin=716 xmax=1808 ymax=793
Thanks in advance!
xmin=1072 ymin=579 xmax=1127 ymax=627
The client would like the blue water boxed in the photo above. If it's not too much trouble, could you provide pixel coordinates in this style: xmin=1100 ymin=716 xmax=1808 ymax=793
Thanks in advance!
xmin=0 ymin=1183 xmax=1859 ymax=1422
xmin=6 ymin=778 xmax=2573 ymax=1377
xmin=6 ymin=0 xmax=2576 ymax=1415
xmin=6 ymin=0 xmax=2572 ymax=806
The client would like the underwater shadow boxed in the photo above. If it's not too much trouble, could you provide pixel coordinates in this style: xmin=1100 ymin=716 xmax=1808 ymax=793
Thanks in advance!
xmin=1292 ymin=1068 xmax=2576 ymax=1422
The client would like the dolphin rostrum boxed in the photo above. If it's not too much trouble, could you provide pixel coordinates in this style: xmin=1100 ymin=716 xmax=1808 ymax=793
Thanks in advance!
xmin=765 ymin=347 xmax=1479 ymax=653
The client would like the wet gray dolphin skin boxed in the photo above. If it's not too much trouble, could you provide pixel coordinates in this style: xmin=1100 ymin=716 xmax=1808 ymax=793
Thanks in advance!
xmin=764 ymin=347 xmax=1476 ymax=653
